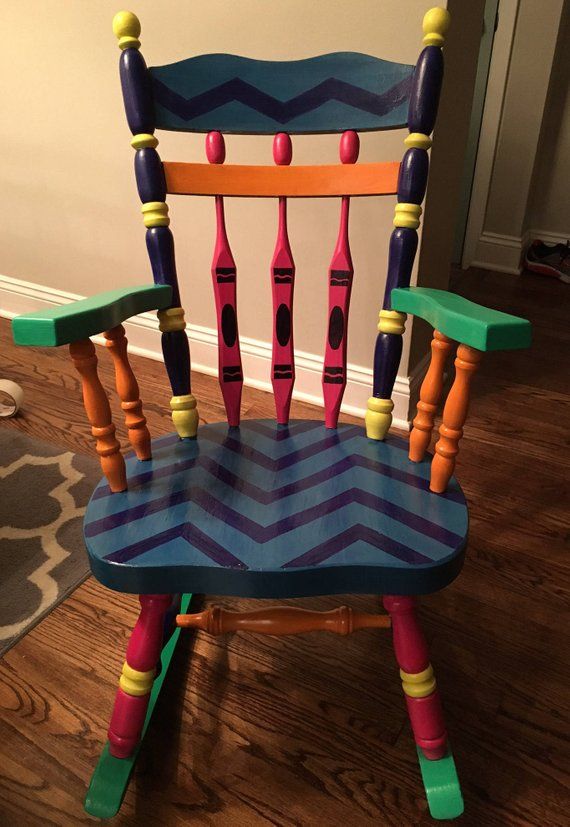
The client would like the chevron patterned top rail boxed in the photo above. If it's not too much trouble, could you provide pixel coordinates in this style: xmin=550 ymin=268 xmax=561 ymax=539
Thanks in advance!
xmin=149 ymin=52 xmax=414 ymax=134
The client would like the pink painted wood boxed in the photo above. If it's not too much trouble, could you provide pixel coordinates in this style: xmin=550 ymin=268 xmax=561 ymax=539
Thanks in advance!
xmin=108 ymin=594 xmax=171 ymax=759
xmin=207 ymin=132 xmax=243 ymax=426
xmin=322 ymin=130 xmax=358 ymax=428
xmin=383 ymin=596 xmax=448 ymax=761
xmin=271 ymin=133 xmax=296 ymax=424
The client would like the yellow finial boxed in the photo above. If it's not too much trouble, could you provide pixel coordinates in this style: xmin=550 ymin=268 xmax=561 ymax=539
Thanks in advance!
xmin=113 ymin=10 xmax=141 ymax=50
xmin=422 ymin=7 xmax=450 ymax=47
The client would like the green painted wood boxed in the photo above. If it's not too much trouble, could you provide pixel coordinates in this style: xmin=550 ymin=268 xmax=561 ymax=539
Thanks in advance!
xmin=391 ymin=287 xmax=532 ymax=352
xmin=84 ymin=593 xmax=192 ymax=819
xmin=417 ymin=746 xmax=464 ymax=820
xmin=11 ymin=285 xmax=173 ymax=347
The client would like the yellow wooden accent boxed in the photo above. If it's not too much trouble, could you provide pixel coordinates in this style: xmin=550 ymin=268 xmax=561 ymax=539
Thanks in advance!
xmin=378 ymin=309 xmax=407 ymax=336
xmin=171 ymin=393 xmax=198 ymax=438
xmin=365 ymin=397 xmax=393 ymax=441
xmin=394 ymin=203 xmax=422 ymax=229
xmin=158 ymin=306 xmax=186 ymax=333
xmin=131 ymin=133 xmax=158 ymax=150
xmin=422 ymin=7 xmax=451 ymax=47
xmin=400 ymin=664 xmax=437 ymax=698
xmin=112 ymin=10 xmax=141 ymax=50
xmin=141 ymin=201 xmax=169 ymax=228
xmin=404 ymin=133 xmax=433 ymax=150
xmin=119 ymin=662 xmax=155 ymax=696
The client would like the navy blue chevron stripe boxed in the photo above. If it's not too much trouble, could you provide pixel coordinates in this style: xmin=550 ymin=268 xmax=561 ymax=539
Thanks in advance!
xmin=283 ymin=525 xmax=433 ymax=569
xmin=104 ymin=523 xmax=247 ymax=569
xmin=92 ymin=483 xmax=460 ymax=550
xmin=152 ymin=75 xmax=412 ymax=125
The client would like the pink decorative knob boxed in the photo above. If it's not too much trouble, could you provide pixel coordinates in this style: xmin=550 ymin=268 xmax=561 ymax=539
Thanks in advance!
xmin=339 ymin=130 xmax=359 ymax=164
xmin=206 ymin=131 xmax=225 ymax=164
xmin=273 ymin=132 xmax=292 ymax=166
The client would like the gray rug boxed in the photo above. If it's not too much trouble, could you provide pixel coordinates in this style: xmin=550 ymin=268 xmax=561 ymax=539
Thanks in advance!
xmin=0 ymin=427 xmax=100 ymax=655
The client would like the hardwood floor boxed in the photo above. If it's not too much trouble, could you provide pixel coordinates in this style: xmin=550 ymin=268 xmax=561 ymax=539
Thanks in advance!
xmin=0 ymin=268 xmax=568 ymax=826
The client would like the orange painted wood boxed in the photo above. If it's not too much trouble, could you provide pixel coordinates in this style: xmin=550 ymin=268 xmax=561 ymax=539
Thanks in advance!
xmin=430 ymin=343 xmax=483 ymax=493
xmin=104 ymin=325 xmax=151 ymax=461
xmin=176 ymin=605 xmax=391 ymax=636
xmin=69 ymin=338 xmax=127 ymax=492
xmin=409 ymin=330 xmax=455 ymax=462
xmin=164 ymin=160 xmax=400 ymax=198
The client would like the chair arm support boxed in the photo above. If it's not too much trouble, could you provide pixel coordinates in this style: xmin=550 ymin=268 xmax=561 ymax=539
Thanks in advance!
xmin=11 ymin=284 xmax=172 ymax=347
xmin=390 ymin=287 xmax=531 ymax=352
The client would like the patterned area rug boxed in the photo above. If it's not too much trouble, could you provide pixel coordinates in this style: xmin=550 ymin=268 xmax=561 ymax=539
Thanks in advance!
xmin=0 ymin=428 xmax=99 ymax=655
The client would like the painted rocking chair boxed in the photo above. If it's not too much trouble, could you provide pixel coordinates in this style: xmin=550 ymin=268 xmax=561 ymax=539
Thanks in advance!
xmin=12 ymin=7 xmax=532 ymax=820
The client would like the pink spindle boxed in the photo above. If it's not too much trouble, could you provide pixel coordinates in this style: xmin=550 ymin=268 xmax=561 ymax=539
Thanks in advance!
xmin=208 ymin=131 xmax=243 ymax=426
xmin=271 ymin=132 xmax=296 ymax=425
xmin=322 ymin=131 xmax=359 ymax=428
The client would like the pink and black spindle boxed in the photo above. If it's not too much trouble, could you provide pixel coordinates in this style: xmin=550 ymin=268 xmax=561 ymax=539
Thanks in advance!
xmin=207 ymin=131 xmax=243 ymax=427
xmin=114 ymin=14 xmax=197 ymax=438
xmin=271 ymin=133 xmax=296 ymax=425
xmin=366 ymin=15 xmax=448 ymax=441
xmin=322 ymin=130 xmax=358 ymax=429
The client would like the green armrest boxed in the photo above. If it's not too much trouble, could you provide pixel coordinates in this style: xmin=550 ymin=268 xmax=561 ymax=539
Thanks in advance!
xmin=391 ymin=287 xmax=532 ymax=352
xmin=11 ymin=284 xmax=172 ymax=347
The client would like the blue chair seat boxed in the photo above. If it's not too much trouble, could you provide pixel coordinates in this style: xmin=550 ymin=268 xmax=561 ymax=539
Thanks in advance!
xmin=84 ymin=420 xmax=468 ymax=597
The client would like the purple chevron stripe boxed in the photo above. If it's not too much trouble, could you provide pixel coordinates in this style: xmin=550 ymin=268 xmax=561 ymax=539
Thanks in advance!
xmin=239 ymin=420 xmax=323 ymax=441
xmin=199 ymin=426 xmax=362 ymax=470
xmin=152 ymin=75 xmax=412 ymax=125
xmin=283 ymin=525 xmax=433 ymax=568
xmin=104 ymin=522 xmax=247 ymax=568
xmin=87 ymin=480 xmax=461 ymax=551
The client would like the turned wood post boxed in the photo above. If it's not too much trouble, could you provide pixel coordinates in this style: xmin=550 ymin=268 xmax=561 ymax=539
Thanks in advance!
xmin=430 ymin=343 xmax=482 ymax=493
xmin=366 ymin=8 xmax=450 ymax=441
xmin=383 ymin=595 xmax=447 ymax=760
xmin=409 ymin=330 xmax=455 ymax=462
xmin=104 ymin=325 xmax=151 ymax=460
xmin=69 ymin=339 xmax=127 ymax=492
xmin=113 ymin=10 xmax=198 ymax=438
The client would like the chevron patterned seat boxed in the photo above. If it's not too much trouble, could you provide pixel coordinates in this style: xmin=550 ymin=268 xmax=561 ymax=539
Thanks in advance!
xmin=85 ymin=420 xmax=468 ymax=597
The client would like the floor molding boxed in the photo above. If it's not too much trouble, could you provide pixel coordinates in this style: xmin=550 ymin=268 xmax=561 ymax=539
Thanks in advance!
xmin=471 ymin=227 xmax=568 ymax=276
xmin=0 ymin=274 xmax=427 ymax=430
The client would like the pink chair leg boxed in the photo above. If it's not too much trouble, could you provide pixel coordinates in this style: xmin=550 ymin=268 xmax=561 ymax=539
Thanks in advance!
xmin=383 ymin=596 xmax=448 ymax=760
xmin=108 ymin=594 xmax=172 ymax=759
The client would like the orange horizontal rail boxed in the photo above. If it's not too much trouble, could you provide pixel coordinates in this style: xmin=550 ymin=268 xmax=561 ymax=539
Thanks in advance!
xmin=163 ymin=160 xmax=400 ymax=198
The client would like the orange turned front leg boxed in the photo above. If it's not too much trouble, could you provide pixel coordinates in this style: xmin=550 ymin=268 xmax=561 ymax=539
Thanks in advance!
xmin=383 ymin=596 xmax=447 ymax=760
xmin=430 ymin=343 xmax=482 ymax=493
xmin=69 ymin=338 xmax=126 ymax=492
xmin=409 ymin=330 xmax=455 ymax=462
xmin=104 ymin=325 xmax=151 ymax=460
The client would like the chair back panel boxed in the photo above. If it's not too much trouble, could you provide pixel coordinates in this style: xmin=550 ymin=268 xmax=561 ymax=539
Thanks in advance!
xmin=112 ymin=8 xmax=450 ymax=437
xmin=148 ymin=52 xmax=414 ymax=135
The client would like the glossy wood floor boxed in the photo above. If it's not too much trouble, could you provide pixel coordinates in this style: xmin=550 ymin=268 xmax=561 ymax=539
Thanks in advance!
xmin=0 ymin=268 xmax=568 ymax=826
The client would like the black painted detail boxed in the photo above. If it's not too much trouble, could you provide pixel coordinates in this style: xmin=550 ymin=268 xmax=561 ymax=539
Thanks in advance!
xmin=323 ymin=375 xmax=344 ymax=384
xmin=216 ymin=275 xmax=236 ymax=283
xmin=330 ymin=277 xmax=350 ymax=287
xmin=328 ymin=306 xmax=344 ymax=350
xmin=221 ymin=303 xmax=238 ymax=348
xmin=273 ymin=371 xmax=293 ymax=379
xmin=216 ymin=267 xmax=236 ymax=275
xmin=273 ymin=267 xmax=294 ymax=275
xmin=274 ymin=275 xmax=293 ymax=284
xmin=324 ymin=366 xmax=343 ymax=375
xmin=273 ymin=362 xmax=293 ymax=379
xmin=276 ymin=303 xmax=291 ymax=346
xmin=223 ymin=365 xmax=242 ymax=375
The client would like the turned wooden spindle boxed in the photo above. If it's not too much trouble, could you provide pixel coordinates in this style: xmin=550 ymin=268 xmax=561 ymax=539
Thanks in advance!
xmin=104 ymin=325 xmax=151 ymax=460
xmin=409 ymin=330 xmax=455 ymax=462
xmin=69 ymin=339 xmax=127 ymax=492
xmin=430 ymin=343 xmax=482 ymax=493
xmin=176 ymin=605 xmax=391 ymax=636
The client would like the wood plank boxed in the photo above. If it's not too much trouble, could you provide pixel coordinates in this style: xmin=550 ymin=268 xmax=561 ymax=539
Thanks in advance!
xmin=164 ymin=161 xmax=400 ymax=198
xmin=0 ymin=264 xmax=568 ymax=824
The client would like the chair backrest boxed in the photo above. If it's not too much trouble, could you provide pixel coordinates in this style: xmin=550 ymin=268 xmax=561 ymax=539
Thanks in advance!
xmin=112 ymin=7 xmax=450 ymax=438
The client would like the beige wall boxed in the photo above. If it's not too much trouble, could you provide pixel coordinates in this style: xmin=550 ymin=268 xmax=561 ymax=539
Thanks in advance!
xmin=528 ymin=0 xmax=570 ymax=236
xmin=0 ymin=0 xmax=480 ymax=393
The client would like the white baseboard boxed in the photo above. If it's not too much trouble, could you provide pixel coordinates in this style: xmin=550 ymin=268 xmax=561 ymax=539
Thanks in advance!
xmin=471 ymin=227 xmax=569 ymax=275
xmin=0 ymin=274 xmax=427 ymax=430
